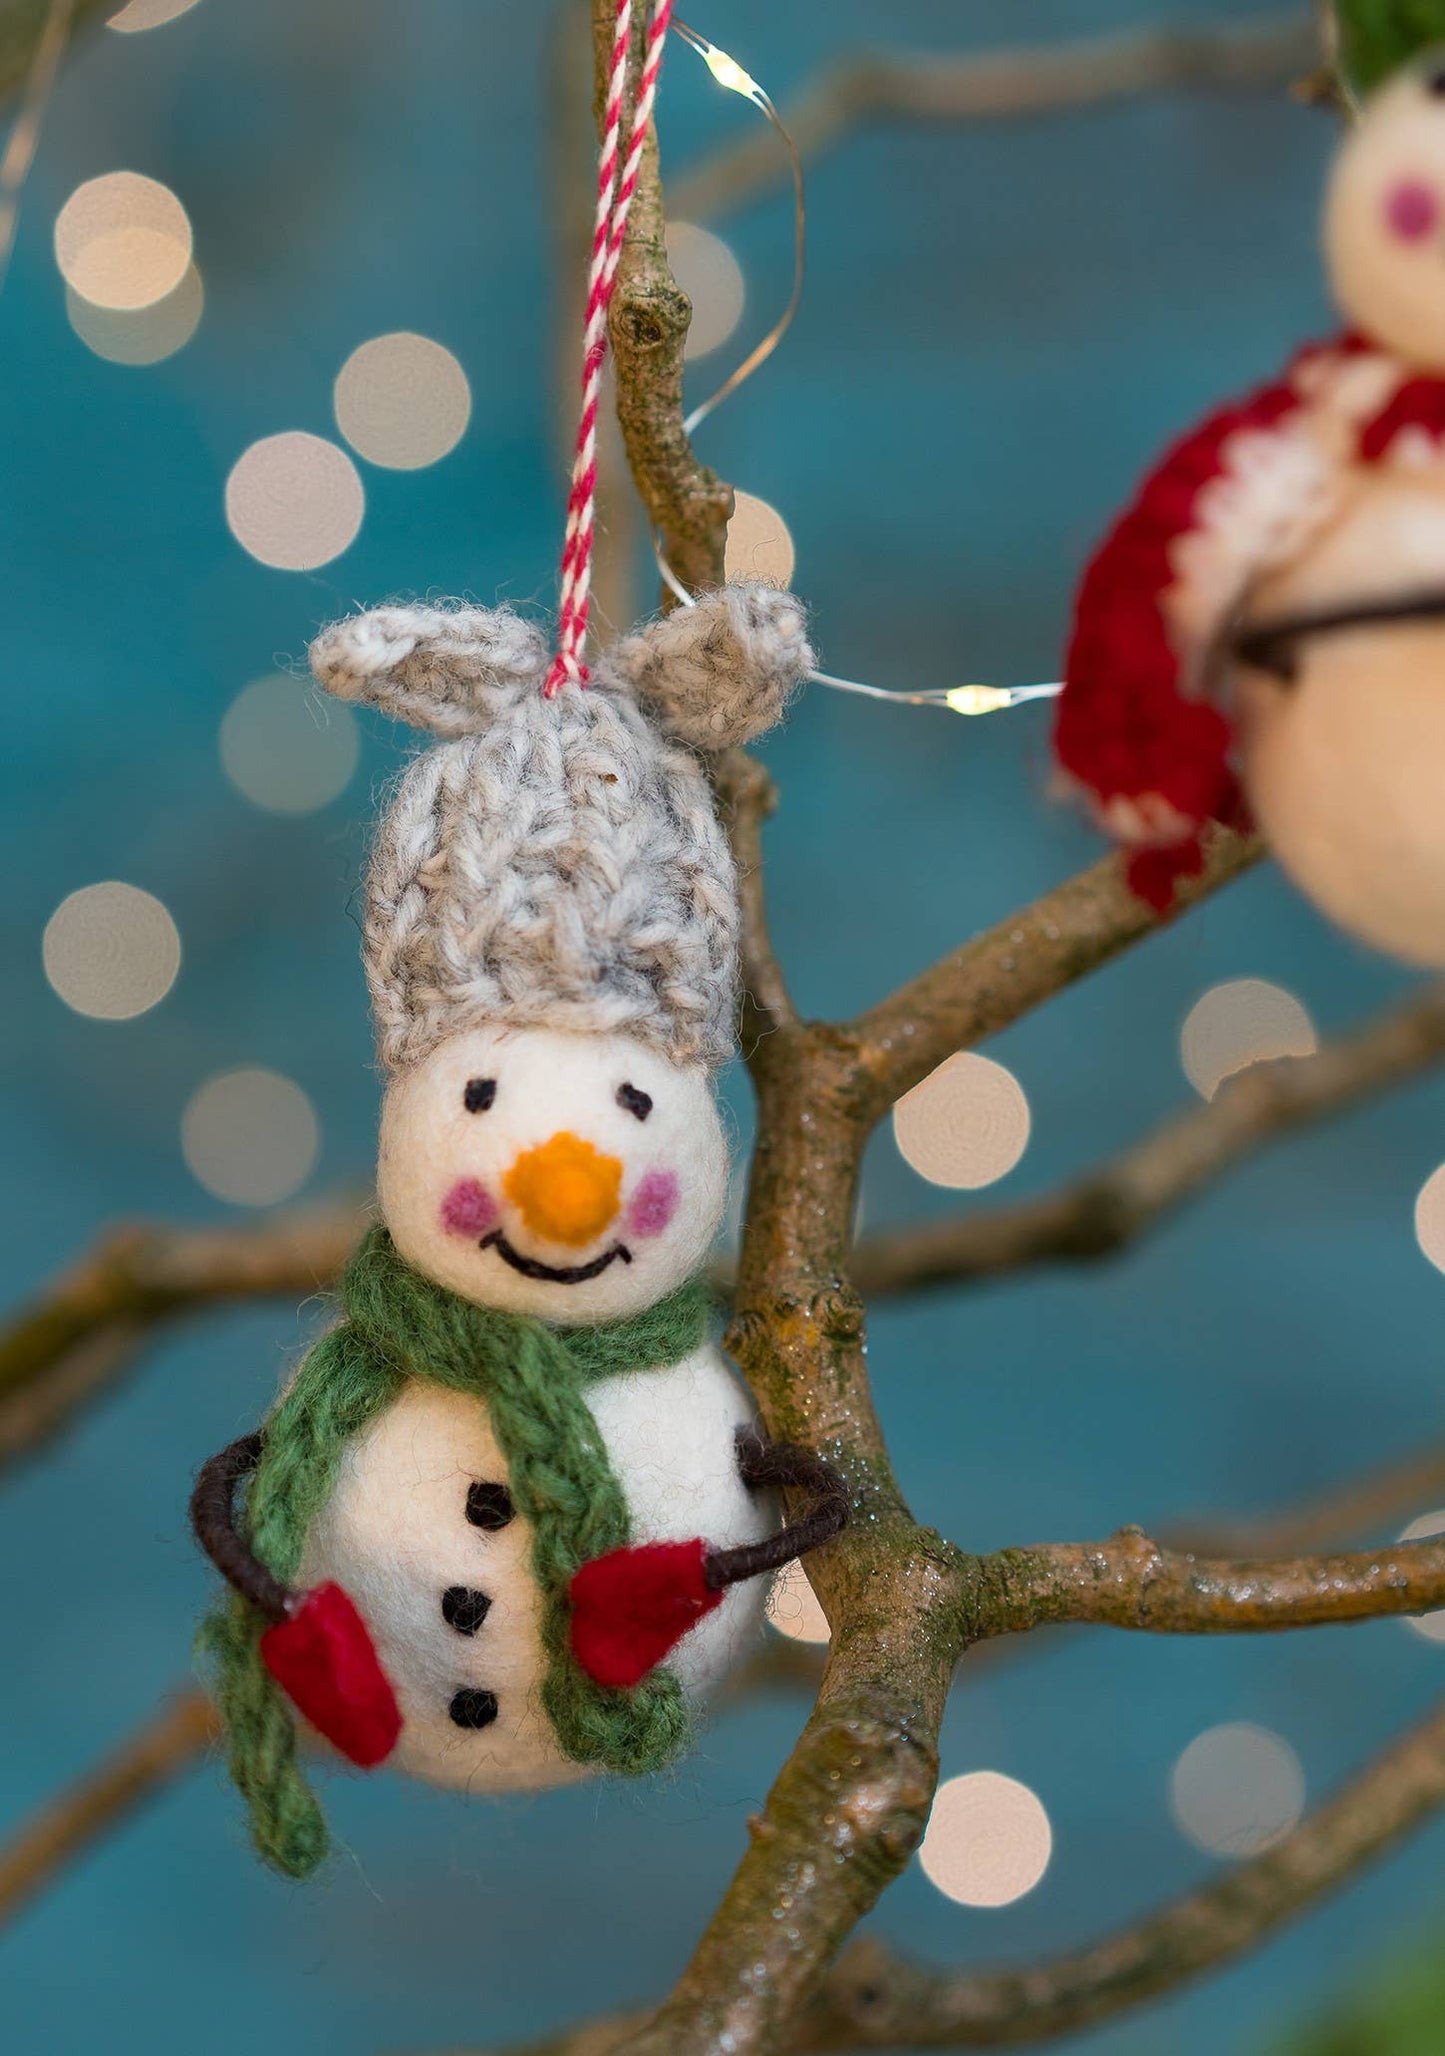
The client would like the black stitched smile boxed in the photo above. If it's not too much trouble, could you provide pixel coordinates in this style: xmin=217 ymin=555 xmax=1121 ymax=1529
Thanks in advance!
xmin=479 ymin=1229 xmax=632 ymax=1285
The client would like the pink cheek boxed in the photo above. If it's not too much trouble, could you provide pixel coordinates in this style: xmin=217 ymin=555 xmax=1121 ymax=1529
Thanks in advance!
xmin=440 ymin=1178 xmax=499 ymax=1238
xmin=627 ymin=1169 xmax=679 ymax=1239
xmin=1385 ymin=178 xmax=1440 ymax=242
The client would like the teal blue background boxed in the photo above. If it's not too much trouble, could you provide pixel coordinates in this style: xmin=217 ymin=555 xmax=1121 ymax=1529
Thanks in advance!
xmin=5 ymin=2 xmax=1444 ymax=2050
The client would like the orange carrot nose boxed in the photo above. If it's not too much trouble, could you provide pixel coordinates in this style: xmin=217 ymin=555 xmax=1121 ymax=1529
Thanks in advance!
xmin=504 ymin=1132 xmax=623 ymax=1248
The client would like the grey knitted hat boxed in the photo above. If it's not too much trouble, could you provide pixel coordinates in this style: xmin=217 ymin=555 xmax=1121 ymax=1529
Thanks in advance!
xmin=310 ymin=583 xmax=812 ymax=1074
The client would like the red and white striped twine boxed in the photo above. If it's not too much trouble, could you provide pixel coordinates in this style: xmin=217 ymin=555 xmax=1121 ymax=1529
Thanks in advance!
xmin=545 ymin=0 xmax=674 ymax=698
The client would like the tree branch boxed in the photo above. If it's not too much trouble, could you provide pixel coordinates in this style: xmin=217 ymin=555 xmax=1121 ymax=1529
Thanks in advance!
xmin=850 ymin=829 xmax=1262 ymax=1120
xmin=0 ymin=1197 xmax=366 ymax=1469
xmin=970 ymin=1525 xmax=1445 ymax=1639
xmin=0 ymin=1689 xmax=216 ymax=1931
xmin=794 ymin=1694 xmax=1445 ymax=2047
xmin=0 ymin=0 xmax=108 ymax=100
xmin=716 ymin=749 xmax=798 ymax=1049
xmin=851 ymin=980 xmax=1445 ymax=1297
xmin=669 ymin=14 xmax=1316 ymax=225
xmin=1169 ymin=1440 xmax=1445 ymax=1560
xmin=454 ymin=1682 xmax=1445 ymax=2053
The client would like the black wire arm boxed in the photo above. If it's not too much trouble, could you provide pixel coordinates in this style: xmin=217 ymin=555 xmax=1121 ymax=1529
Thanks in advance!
xmin=1232 ymin=585 xmax=1445 ymax=680
xmin=193 ymin=1423 xmax=849 ymax=1613
xmin=706 ymin=1429 xmax=850 ymax=1590
xmin=189 ymin=1432 xmax=292 ymax=1624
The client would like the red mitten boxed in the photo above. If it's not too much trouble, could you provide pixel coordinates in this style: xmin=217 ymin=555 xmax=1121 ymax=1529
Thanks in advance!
xmin=261 ymin=1582 xmax=402 ymax=1768
xmin=570 ymin=1540 xmax=723 ymax=1690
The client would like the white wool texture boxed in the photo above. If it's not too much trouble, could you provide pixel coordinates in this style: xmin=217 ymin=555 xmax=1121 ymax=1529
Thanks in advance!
xmin=310 ymin=602 xmax=551 ymax=737
xmin=604 ymin=583 xmax=812 ymax=749
xmin=378 ymin=1024 xmax=730 ymax=1323
xmin=310 ymin=590 xmax=810 ymax=1073
xmin=297 ymin=1345 xmax=774 ymax=1793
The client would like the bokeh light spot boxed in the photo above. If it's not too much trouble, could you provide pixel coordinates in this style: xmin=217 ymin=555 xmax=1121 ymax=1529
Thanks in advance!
xmin=182 ymin=1068 xmax=319 ymax=1206
xmin=55 ymin=171 xmax=191 ymax=311
xmin=767 ymin=1561 xmax=830 ymax=1645
xmin=1398 ymin=1511 xmax=1445 ymax=1641
xmin=893 ymin=1052 xmax=1031 ymax=1189
xmin=333 ymin=331 xmax=472 ymax=470
xmin=1415 ymin=1169 xmax=1445 ymax=1276
xmin=667 ymin=221 xmax=745 ymax=360
xmin=725 ymin=489 xmax=795 ymax=587
xmin=43 ymin=882 xmax=181 ymax=1021
xmin=108 ymin=0 xmax=205 ymax=27
xmin=66 ymin=261 xmax=202 ymax=364
xmin=919 ymin=1772 xmax=1053 ymax=1908
xmin=1179 ymin=979 xmax=1317 ymax=1101
xmin=1170 ymin=1722 xmax=1305 ymax=1857
xmin=220 ymin=675 xmax=359 ymax=814
xmin=225 ymin=432 xmax=364 ymax=570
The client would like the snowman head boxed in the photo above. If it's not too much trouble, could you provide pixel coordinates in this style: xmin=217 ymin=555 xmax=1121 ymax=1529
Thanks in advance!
xmin=378 ymin=1024 xmax=728 ymax=1319
xmin=1328 ymin=52 xmax=1445 ymax=369
xmin=310 ymin=587 xmax=811 ymax=1318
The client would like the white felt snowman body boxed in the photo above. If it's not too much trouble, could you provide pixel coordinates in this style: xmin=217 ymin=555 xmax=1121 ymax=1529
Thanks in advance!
xmin=1054 ymin=55 xmax=1445 ymax=958
xmin=1236 ymin=467 xmax=1445 ymax=964
xmin=299 ymin=1021 xmax=773 ymax=1792
xmin=300 ymin=1339 xmax=772 ymax=1792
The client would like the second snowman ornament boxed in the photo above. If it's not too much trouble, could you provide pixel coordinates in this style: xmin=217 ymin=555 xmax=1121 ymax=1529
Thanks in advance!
xmin=1055 ymin=49 xmax=1445 ymax=961
xmin=191 ymin=586 xmax=846 ymax=1877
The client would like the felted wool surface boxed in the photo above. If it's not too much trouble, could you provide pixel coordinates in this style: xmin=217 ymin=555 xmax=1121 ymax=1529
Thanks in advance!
xmin=607 ymin=582 xmax=810 ymax=751
xmin=1235 ymin=470 xmax=1445 ymax=964
xmin=310 ymin=584 xmax=812 ymax=1075
xmin=297 ymin=1342 xmax=773 ymax=1792
xmin=203 ymin=1229 xmax=723 ymax=1874
xmin=378 ymin=1023 xmax=729 ymax=1322
xmin=1054 ymin=59 xmax=1445 ymax=937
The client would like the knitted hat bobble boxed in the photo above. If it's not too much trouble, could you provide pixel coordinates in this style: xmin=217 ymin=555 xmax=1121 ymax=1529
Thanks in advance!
xmin=193 ymin=583 xmax=857 ymax=1883
xmin=1055 ymin=46 xmax=1445 ymax=963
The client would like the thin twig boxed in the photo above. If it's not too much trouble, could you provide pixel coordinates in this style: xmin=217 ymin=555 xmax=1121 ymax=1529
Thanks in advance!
xmin=0 ymin=0 xmax=105 ymax=101
xmin=716 ymin=750 xmax=797 ymax=1047
xmin=0 ymin=1690 xmax=217 ymax=1931
xmin=1169 ymin=1441 xmax=1445 ymax=1559
xmin=850 ymin=829 xmax=1262 ymax=1120
xmin=669 ymin=14 xmax=1316 ymax=224
xmin=851 ymin=981 xmax=1445 ymax=1297
xmin=970 ymin=1526 xmax=1445 ymax=1639
xmin=446 ymin=1689 xmax=1445 ymax=2054
xmin=0 ymin=1320 xmax=146 ymax=1472
xmin=0 ymin=1197 xmax=367 ymax=1445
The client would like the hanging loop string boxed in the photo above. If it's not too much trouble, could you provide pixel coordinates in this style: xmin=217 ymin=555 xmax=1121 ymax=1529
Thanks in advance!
xmin=546 ymin=0 xmax=675 ymax=698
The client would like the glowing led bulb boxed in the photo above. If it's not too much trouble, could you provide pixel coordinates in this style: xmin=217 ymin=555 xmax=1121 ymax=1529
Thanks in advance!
xmin=946 ymin=685 xmax=1012 ymax=717
xmin=695 ymin=37 xmax=760 ymax=101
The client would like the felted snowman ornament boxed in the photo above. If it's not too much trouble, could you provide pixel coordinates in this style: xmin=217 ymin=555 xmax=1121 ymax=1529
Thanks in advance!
xmin=191 ymin=585 xmax=847 ymax=1878
xmin=1055 ymin=50 xmax=1445 ymax=961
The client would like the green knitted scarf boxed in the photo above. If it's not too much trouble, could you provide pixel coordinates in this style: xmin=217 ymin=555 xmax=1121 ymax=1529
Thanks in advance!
xmin=198 ymin=1226 xmax=714 ymax=1879
xmin=1336 ymin=1 xmax=1445 ymax=93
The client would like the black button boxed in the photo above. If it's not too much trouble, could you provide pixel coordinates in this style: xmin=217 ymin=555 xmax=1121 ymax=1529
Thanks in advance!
xmin=466 ymin=1481 xmax=514 ymax=1530
xmin=449 ymin=1687 xmax=499 ymax=1730
xmin=442 ymin=1586 xmax=492 ymax=1636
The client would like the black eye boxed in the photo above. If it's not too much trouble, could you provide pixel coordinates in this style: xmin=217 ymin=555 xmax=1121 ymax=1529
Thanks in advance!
xmin=464 ymin=1078 xmax=497 ymax=1114
xmin=1428 ymin=66 xmax=1445 ymax=97
xmin=617 ymin=1082 xmax=652 ymax=1122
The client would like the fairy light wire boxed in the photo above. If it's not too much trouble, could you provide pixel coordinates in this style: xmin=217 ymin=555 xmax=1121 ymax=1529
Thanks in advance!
xmin=672 ymin=18 xmax=804 ymax=439
xmin=662 ymin=18 xmax=1060 ymax=718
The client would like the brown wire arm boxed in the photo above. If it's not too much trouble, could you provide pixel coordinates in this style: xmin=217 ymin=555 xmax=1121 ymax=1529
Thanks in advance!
xmin=707 ymin=1429 xmax=850 ymax=1590
xmin=1232 ymin=585 xmax=1445 ymax=679
xmin=189 ymin=1431 xmax=292 ymax=1625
